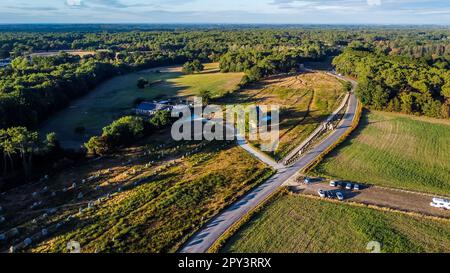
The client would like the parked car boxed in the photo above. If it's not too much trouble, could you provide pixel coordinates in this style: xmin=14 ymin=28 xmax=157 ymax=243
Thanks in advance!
xmin=325 ymin=191 xmax=334 ymax=199
xmin=304 ymin=177 xmax=312 ymax=184
xmin=354 ymin=184 xmax=360 ymax=191
xmin=346 ymin=183 xmax=353 ymax=190
xmin=318 ymin=189 xmax=326 ymax=198
xmin=330 ymin=180 xmax=338 ymax=187
xmin=336 ymin=192 xmax=345 ymax=201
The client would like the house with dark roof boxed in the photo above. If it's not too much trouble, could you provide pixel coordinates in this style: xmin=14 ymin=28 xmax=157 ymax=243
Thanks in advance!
xmin=135 ymin=102 xmax=171 ymax=116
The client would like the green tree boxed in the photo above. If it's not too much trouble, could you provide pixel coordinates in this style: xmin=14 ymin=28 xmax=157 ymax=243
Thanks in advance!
xmin=150 ymin=110 xmax=171 ymax=128
xmin=199 ymin=89 xmax=213 ymax=105
xmin=7 ymin=127 xmax=39 ymax=177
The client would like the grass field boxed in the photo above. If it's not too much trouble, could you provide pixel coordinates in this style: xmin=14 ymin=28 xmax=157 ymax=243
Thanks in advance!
xmin=220 ymin=71 xmax=346 ymax=160
xmin=222 ymin=193 xmax=450 ymax=253
xmin=310 ymin=110 xmax=450 ymax=196
xmin=0 ymin=128 xmax=273 ymax=253
xmin=39 ymin=63 xmax=243 ymax=148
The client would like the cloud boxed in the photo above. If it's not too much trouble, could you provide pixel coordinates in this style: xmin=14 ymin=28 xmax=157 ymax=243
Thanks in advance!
xmin=66 ymin=0 xmax=82 ymax=6
xmin=367 ymin=0 xmax=381 ymax=6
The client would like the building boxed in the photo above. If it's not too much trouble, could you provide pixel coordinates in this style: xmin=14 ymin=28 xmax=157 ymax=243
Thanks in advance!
xmin=135 ymin=101 xmax=171 ymax=116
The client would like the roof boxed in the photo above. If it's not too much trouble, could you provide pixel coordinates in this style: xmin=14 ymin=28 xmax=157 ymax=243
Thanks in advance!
xmin=136 ymin=102 xmax=171 ymax=112
xmin=136 ymin=102 xmax=158 ymax=111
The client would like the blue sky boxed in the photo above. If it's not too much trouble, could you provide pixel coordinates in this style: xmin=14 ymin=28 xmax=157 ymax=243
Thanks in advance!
xmin=0 ymin=0 xmax=449 ymax=24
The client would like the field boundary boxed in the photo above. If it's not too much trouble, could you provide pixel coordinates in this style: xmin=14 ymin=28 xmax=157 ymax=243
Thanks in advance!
xmin=295 ymin=191 xmax=450 ymax=223
xmin=302 ymin=100 xmax=363 ymax=174
xmin=207 ymin=188 xmax=285 ymax=253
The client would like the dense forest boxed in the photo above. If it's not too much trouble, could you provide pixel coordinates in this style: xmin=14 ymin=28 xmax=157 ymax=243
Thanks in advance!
xmin=1 ymin=25 xmax=450 ymax=184
xmin=333 ymin=43 xmax=450 ymax=118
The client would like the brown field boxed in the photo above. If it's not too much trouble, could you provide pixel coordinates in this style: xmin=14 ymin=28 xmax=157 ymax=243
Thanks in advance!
xmin=220 ymin=71 xmax=346 ymax=160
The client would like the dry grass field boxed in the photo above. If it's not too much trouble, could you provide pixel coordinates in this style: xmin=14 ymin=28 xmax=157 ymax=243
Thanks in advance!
xmin=0 ymin=129 xmax=273 ymax=253
xmin=221 ymin=71 xmax=347 ymax=160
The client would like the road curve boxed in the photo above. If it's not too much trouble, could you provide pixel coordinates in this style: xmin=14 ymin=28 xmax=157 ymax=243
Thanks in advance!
xmin=180 ymin=83 xmax=359 ymax=253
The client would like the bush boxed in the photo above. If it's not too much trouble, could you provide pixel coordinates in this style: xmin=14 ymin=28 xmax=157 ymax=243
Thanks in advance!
xmin=85 ymin=116 xmax=146 ymax=155
xmin=182 ymin=60 xmax=204 ymax=74
xmin=137 ymin=78 xmax=148 ymax=89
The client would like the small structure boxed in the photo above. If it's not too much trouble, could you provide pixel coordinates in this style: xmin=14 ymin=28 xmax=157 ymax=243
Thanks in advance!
xmin=0 ymin=58 xmax=11 ymax=67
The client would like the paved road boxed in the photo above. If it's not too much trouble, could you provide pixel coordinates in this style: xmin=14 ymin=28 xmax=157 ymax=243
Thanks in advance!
xmin=237 ymin=139 xmax=284 ymax=170
xmin=180 ymin=86 xmax=359 ymax=253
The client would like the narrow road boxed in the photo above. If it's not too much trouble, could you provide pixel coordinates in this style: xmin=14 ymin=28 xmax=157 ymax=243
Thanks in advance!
xmin=180 ymin=80 xmax=359 ymax=253
xmin=236 ymin=140 xmax=283 ymax=169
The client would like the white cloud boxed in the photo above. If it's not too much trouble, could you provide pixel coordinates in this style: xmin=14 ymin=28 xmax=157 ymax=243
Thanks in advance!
xmin=367 ymin=0 xmax=381 ymax=6
xmin=66 ymin=0 xmax=82 ymax=6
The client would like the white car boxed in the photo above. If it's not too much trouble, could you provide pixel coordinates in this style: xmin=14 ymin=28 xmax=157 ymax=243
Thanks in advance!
xmin=346 ymin=183 xmax=353 ymax=190
xmin=430 ymin=202 xmax=445 ymax=209
xmin=330 ymin=180 xmax=338 ymax=187
xmin=318 ymin=189 xmax=326 ymax=198
xmin=336 ymin=192 xmax=345 ymax=201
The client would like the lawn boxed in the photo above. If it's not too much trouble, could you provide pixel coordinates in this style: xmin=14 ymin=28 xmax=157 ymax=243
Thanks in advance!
xmin=222 ymin=193 xmax=450 ymax=253
xmin=39 ymin=63 xmax=243 ymax=148
xmin=310 ymin=110 xmax=450 ymax=196
xmin=220 ymin=71 xmax=347 ymax=160
xmin=0 ymin=129 xmax=273 ymax=253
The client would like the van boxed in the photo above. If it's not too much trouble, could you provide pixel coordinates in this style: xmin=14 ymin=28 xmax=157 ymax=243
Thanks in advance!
xmin=430 ymin=198 xmax=450 ymax=210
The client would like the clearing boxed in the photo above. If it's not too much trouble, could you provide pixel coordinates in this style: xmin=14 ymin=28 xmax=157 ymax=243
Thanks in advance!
xmin=222 ymin=193 xmax=450 ymax=253
xmin=39 ymin=63 xmax=243 ymax=148
xmin=309 ymin=110 xmax=450 ymax=196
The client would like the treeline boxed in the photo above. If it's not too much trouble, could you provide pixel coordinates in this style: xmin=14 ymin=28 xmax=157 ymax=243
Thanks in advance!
xmin=333 ymin=48 xmax=450 ymax=118
xmin=219 ymin=46 xmax=326 ymax=83
xmin=0 ymin=29 xmax=342 ymax=129
xmin=0 ymin=51 xmax=190 ymax=129
xmin=0 ymin=127 xmax=61 ymax=180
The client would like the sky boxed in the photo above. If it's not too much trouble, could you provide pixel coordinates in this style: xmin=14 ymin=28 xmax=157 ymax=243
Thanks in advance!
xmin=0 ymin=0 xmax=449 ymax=25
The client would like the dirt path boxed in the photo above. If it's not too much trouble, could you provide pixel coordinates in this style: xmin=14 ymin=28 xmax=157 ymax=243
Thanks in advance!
xmin=300 ymin=182 xmax=450 ymax=219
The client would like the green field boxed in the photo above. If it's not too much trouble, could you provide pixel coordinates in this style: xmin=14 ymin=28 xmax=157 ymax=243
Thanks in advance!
xmin=222 ymin=193 xmax=450 ymax=253
xmin=10 ymin=132 xmax=274 ymax=253
xmin=310 ymin=110 xmax=450 ymax=195
xmin=39 ymin=63 xmax=243 ymax=148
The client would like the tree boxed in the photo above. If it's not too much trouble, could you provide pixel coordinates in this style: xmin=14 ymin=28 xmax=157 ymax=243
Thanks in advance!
xmin=0 ymin=129 xmax=16 ymax=176
xmin=45 ymin=132 xmax=60 ymax=152
xmin=84 ymin=136 xmax=110 ymax=156
xmin=199 ymin=89 xmax=213 ymax=105
xmin=137 ymin=77 xmax=148 ymax=89
xmin=7 ymin=127 xmax=39 ymax=177
xmin=150 ymin=110 xmax=171 ymax=128
xmin=182 ymin=60 xmax=204 ymax=74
